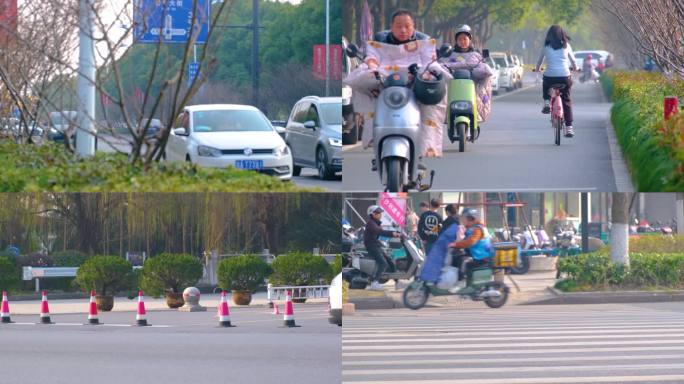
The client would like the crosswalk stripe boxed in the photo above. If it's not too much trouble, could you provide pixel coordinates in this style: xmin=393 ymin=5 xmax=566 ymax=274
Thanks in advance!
xmin=342 ymin=353 xmax=684 ymax=366
xmin=342 ymin=375 xmax=684 ymax=384
xmin=343 ymin=345 xmax=684 ymax=357
xmin=343 ymin=332 xmax=684 ymax=344
xmin=343 ymin=363 xmax=684 ymax=376
xmin=343 ymin=338 xmax=684 ymax=350
xmin=343 ymin=326 xmax=684 ymax=338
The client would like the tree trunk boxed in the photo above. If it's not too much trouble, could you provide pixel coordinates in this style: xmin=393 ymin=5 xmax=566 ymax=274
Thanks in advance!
xmin=610 ymin=193 xmax=631 ymax=267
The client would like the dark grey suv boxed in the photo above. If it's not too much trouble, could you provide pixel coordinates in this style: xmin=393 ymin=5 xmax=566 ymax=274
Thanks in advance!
xmin=285 ymin=96 xmax=342 ymax=180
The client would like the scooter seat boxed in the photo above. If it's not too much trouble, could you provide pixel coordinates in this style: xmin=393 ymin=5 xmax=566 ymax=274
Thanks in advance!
xmin=452 ymin=69 xmax=471 ymax=80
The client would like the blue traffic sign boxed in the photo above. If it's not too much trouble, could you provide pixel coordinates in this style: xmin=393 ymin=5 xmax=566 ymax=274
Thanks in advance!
xmin=188 ymin=61 xmax=200 ymax=86
xmin=133 ymin=0 xmax=211 ymax=44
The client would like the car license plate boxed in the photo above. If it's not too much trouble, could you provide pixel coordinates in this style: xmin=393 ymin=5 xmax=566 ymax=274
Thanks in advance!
xmin=235 ymin=160 xmax=263 ymax=170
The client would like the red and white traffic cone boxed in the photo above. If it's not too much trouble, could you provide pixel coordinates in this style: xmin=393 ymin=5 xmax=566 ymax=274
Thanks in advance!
xmin=282 ymin=290 xmax=300 ymax=328
xmin=136 ymin=291 xmax=149 ymax=326
xmin=218 ymin=291 xmax=234 ymax=327
xmin=39 ymin=290 xmax=52 ymax=324
xmin=272 ymin=304 xmax=280 ymax=315
xmin=1 ymin=291 xmax=12 ymax=323
xmin=87 ymin=290 xmax=100 ymax=325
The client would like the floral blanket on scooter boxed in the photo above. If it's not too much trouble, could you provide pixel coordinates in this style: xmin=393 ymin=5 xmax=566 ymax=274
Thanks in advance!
xmin=441 ymin=51 xmax=493 ymax=123
xmin=343 ymin=39 xmax=452 ymax=157
xmin=420 ymin=223 xmax=459 ymax=283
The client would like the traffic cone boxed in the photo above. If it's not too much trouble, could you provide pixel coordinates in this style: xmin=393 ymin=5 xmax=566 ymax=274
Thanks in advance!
xmin=281 ymin=290 xmax=300 ymax=328
xmin=136 ymin=291 xmax=149 ymax=326
xmin=87 ymin=290 xmax=100 ymax=325
xmin=39 ymin=291 xmax=52 ymax=324
xmin=1 ymin=291 xmax=12 ymax=323
xmin=218 ymin=291 xmax=234 ymax=327
xmin=272 ymin=304 xmax=280 ymax=315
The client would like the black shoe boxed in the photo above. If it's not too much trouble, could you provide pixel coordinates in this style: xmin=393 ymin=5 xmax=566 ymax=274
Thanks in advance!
xmin=371 ymin=159 xmax=377 ymax=171
xmin=541 ymin=105 xmax=550 ymax=114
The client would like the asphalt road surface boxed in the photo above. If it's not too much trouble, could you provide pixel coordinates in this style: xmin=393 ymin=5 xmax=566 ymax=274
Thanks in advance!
xmin=96 ymin=136 xmax=341 ymax=191
xmin=343 ymin=302 xmax=684 ymax=383
xmin=1 ymin=304 xmax=340 ymax=384
xmin=343 ymin=73 xmax=619 ymax=192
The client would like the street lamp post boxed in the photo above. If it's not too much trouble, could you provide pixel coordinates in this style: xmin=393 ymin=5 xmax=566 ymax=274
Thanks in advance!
xmin=325 ymin=0 xmax=330 ymax=97
xmin=76 ymin=0 xmax=96 ymax=156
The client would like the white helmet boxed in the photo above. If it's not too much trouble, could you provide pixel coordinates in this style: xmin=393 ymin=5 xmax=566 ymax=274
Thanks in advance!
xmin=367 ymin=205 xmax=384 ymax=216
xmin=455 ymin=24 xmax=472 ymax=39
xmin=462 ymin=208 xmax=481 ymax=221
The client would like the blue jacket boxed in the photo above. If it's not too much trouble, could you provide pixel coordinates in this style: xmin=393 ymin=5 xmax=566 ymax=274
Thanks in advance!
xmin=419 ymin=222 xmax=459 ymax=282
xmin=467 ymin=224 xmax=492 ymax=261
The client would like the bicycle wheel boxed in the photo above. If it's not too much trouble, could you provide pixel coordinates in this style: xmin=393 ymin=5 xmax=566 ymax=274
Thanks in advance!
xmin=554 ymin=117 xmax=562 ymax=146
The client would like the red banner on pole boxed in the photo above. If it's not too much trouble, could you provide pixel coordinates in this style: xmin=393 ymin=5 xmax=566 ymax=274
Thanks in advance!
xmin=0 ymin=0 xmax=17 ymax=47
xmin=313 ymin=44 xmax=343 ymax=81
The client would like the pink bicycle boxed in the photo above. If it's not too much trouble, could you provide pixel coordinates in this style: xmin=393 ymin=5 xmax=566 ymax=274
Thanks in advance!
xmin=549 ymin=83 xmax=566 ymax=146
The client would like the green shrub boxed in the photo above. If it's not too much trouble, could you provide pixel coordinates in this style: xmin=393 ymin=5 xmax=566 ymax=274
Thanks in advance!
xmin=0 ymin=141 xmax=310 ymax=192
xmin=557 ymin=251 xmax=684 ymax=291
xmin=53 ymin=250 xmax=88 ymax=267
xmin=0 ymin=256 xmax=20 ymax=292
xmin=75 ymin=255 xmax=135 ymax=296
xmin=342 ymin=280 xmax=349 ymax=303
xmin=270 ymin=252 xmax=333 ymax=286
xmin=140 ymin=253 xmax=203 ymax=296
xmin=217 ymin=255 xmax=272 ymax=292
xmin=601 ymin=70 xmax=684 ymax=190
xmin=331 ymin=254 xmax=342 ymax=279
xmin=630 ymin=235 xmax=684 ymax=253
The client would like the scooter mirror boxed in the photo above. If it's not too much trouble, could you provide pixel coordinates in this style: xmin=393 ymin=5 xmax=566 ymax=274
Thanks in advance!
xmin=346 ymin=44 xmax=362 ymax=60
xmin=482 ymin=49 xmax=490 ymax=59
xmin=437 ymin=44 xmax=452 ymax=59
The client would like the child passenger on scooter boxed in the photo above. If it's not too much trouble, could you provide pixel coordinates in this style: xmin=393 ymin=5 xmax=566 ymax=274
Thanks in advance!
xmin=441 ymin=25 xmax=494 ymax=122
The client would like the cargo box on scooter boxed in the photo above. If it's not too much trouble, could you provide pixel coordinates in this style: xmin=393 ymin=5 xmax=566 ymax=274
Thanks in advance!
xmin=492 ymin=242 xmax=520 ymax=268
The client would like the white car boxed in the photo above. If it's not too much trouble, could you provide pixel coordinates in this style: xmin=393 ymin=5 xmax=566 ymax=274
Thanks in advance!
xmin=329 ymin=273 xmax=342 ymax=326
xmin=166 ymin=104 xmax=293 ymax=180
xmin=491 ymin=52 xmax=516 ymax=91
xmin=485 ymin=56 xmax=500 ymax=95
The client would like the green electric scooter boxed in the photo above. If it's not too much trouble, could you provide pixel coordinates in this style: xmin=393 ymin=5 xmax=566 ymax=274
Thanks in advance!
xmin=438 ymin=46 xmax=490 ymax=153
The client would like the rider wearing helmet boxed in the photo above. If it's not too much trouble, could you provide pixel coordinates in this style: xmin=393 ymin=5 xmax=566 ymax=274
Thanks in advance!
xmin=440 ymin=24 xmax=494 ymax=123
xmin=449 ymin=208 xmax=493 ymax=279
xmin=535 ymin=25 xmax=578 ymax=137
xmin=363 ymin=205 xmax=400 ymax=290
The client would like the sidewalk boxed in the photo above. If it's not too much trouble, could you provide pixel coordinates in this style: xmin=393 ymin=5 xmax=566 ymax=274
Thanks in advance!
xmin=3 ymin=291 xmax=328 ymax=315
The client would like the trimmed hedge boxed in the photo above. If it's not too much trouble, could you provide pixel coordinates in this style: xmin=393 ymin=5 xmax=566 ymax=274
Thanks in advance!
xmin=139 ymin=253 xmax=203 ymax=296
xmin=75 ymin=255 xmax=135 ymax=296
xmin=53 ymin=250 xmax=88 ymax=267
xmin=0 ymin=256 xmax=20 ymax=292
xmin=630 ymin=235 xmax=684 ymax=253
xmin=557 ymin=251 xmax=684 ymax=291
xmin=601 ymin=70 xmax=684 ymax=190
xmin=0 ymin=141 xmax=309 ymax=192
xmin=217 ymin=255 xmax=272 ymax=292
xmin=269 ymin=252 xmax=333 ymax=286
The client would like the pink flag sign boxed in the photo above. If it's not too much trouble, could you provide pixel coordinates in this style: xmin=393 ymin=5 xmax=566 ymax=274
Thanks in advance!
xmin=379 ymin=193 xmax=406 ymax=227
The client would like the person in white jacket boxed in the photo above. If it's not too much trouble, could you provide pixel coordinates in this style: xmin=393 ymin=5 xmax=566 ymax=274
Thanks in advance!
xmin=535 ymin=25 xmax=579 ymax=137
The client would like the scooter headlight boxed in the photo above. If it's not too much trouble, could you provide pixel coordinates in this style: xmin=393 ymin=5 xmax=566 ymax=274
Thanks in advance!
xmin=383 ymin=88 xmax=409 ymax=109
xmin=451 ymin=101 xmax=472 ymax=113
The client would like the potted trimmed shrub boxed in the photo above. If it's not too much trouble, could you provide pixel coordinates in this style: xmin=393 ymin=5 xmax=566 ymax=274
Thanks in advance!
xmin=217 ymin=255 xmax=272 ymax=305
xmin=0 ymin=256 xmax=20 ymax=292
xmin=139 ymin=253 xmax=203 ymax=308
xmin=75 ymin=255 xmax=134 ymax=311
xmin=269 ymin=252 xmax=333 ymax=303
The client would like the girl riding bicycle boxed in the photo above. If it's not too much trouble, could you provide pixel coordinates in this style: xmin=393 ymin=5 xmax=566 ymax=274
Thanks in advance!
xmin=535 ymin=25 xmax=578 ymax=137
